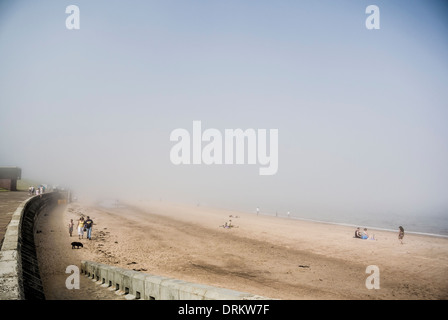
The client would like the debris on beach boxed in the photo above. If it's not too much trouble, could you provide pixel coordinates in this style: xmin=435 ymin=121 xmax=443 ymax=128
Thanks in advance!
xmin=133 ymin=268 xmax=147 ymax=272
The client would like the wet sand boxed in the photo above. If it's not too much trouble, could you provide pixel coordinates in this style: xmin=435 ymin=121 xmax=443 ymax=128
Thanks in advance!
xmin=33 ymin=199 xmax=448 ymax=300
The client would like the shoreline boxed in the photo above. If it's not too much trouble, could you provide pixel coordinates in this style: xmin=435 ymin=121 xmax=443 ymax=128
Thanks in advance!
xmin=210 ymin=208 xmax=448 ymax=239
xmin=284 ymin=216 xmax=448 ymax=239
xmin=101 ymin=199 xmax=448 ymax=239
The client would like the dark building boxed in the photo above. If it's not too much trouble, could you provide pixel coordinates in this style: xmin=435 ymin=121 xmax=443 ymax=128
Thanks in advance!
xmin=0 ymin=167 xmax=22 ymax=191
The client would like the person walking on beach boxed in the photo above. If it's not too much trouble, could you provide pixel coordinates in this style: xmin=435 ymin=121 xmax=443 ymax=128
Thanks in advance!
xmin=77 ymin=217 xmax=85 ymax=239
xmin=84 ymin=216 xmax=93 ymax=240
xmin=398 ymin=226 xmax=405 ymax=244
xmin=68 ymin=219 xmax=74 ymax=237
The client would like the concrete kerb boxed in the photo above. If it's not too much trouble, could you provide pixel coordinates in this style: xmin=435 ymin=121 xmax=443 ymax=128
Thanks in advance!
xmin=81 ymin=260 xmax=272 ymax=300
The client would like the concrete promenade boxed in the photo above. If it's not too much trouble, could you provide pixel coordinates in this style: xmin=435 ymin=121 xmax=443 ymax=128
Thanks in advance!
xmin=0 ymin=191 xmax=30 ymax=246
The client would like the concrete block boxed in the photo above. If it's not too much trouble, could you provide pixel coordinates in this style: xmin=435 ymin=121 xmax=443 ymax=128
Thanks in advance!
xmin=203 ymin=287 xmax=253 ymax=300
xmin=124 ymin=293 xmax=137 ymax=300
xmin=130 ymin=272 xmax=146 ymax=299
xmin=144 ymin=274 xmax=166 ymax=300
xmin=106 ymin=266 xmax=120 ymax=290
xmin=159 ymin=278 xmax=185 ymax=300
xmin=96 ymin=264 xmax=109 ymax=286
xmin=177 ymin=282 xmax=209 ymax=300
xmin=122 ymin=269 xmax=139 ymax=295
xmin=80 ymin=260 xmax=87 ymax=275
xmin=113 ymin=267 xmax=125 ymax=292
xmin=90 ymin=262 xmax=102 ymax=282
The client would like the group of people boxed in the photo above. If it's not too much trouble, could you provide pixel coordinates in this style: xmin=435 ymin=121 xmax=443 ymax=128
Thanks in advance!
xmin=354 ymin=226 xmax=405 ymax=244
xmin=28 ymin=185 xmax=45 ymax=196
xmin=68 ymin=216 xmax=94 ymax=240
xmin=354 ymin=227 xmax=375 ymax=240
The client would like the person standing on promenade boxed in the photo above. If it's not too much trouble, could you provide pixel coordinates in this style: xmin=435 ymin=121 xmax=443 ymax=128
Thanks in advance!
xmin=77 ymin=217 xmax=85 ymax=240
xmin=84 ymin=216 xmax=94 ymax=240
xmin=68 ymin=219 xmax=74 ymax=237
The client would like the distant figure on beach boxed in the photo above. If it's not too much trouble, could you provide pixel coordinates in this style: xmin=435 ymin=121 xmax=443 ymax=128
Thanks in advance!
xmin=354 ymin=227 xmax=362 ymax=239
xmin=68 ymin=219 xmax=74 ymax=237
xmin=77 ymin=217 xmax=85 ymax=239
xmin=398 ymin=226 xmax=405 ymax=244
xmin=84 ymin=216 xmax=94 ymax=240
xmin=256 ymin=207 xmax=259 ymax=216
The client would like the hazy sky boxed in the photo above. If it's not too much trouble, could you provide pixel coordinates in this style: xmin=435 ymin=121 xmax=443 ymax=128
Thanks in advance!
xmin=1 ymin=1 xmax=447 ymax=218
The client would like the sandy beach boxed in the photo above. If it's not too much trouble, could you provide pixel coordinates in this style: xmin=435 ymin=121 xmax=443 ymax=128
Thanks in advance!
xmin=34 ymin=199 xmax=448 ymax=300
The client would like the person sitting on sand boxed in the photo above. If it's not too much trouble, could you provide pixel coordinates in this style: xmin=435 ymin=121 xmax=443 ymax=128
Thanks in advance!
xmin=361 ymin=228 xmax=369 ymax=239
xmin=354 ymin=227 xmax=362 ymax=239
xmin=220 ymin=220 xmax=235 ymax=229
xmin=398 ymin=226 xmax=405 ymax=244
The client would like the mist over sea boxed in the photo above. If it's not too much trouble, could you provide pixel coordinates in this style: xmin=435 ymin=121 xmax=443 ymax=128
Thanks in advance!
xmin=96 ymin=195 xmax=448 ymax=238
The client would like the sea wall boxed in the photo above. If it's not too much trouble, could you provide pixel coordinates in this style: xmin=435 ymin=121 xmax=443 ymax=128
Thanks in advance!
xmin=0 ymin=192 xmax=59 ymax=300
xmin=81 ymin=260 xmax=268 ymax=300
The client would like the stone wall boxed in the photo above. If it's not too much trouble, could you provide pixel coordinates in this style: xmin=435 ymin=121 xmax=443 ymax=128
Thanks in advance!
xmin=0 ymin=192 xmax=59 ymax=300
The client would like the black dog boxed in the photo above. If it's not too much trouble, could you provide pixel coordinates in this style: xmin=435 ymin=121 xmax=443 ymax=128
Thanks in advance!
xmin=71 ymin=241 xmax=83 ymax=249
